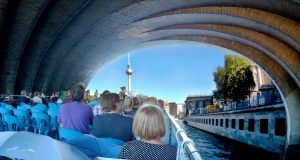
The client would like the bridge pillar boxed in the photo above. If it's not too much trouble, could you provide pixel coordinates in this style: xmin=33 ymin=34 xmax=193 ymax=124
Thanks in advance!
xmin=285 ymin=89 xmax=300 ymax=158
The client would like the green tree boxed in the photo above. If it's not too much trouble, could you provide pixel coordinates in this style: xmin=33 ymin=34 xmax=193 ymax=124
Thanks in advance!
xmin=213 ymin=54 xmax=255 ymax=101
xmin=213 ymin=67 xmax=226 ymax=99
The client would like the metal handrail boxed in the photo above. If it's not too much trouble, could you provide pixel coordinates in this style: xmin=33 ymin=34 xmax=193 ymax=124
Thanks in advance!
xmin=189 ymin=94 xmax=283 ymax=115
xmin=164 ymin=110 xmax=202 ymax=160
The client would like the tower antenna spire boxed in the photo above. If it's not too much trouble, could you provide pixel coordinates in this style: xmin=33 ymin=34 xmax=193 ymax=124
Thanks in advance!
xmin=126 ymin=53 xmax=133 ymax=92
xmin=128 ymin=54 xmax=131 ymax=64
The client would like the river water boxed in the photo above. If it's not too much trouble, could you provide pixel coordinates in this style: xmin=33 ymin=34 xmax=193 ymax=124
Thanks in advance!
xmin=178 ymin=121 xmax=280 ymax=160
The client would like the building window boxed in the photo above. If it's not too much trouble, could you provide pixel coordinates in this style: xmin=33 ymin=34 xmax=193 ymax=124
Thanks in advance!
xmin=275 ymin=118 xmax=286 ymax=136
xmin=231 ymin=119 xmax=236 ymax=129
xmin=225 ymin=119 xmax=229 ymax=128
xmin=260 ymin=119 xmax=268 ymax=134
xmin=239 ymin=119 xmax=244 ymax=130
xmin=206 ymin=119 xmax=208 ymax=124
xmin=209 ymin=119 xmax=211 ymax=125
xmin=248 ymin=119 xmax=255 ymax=132
xmin=212 ymin=119 xmax=214 ymax=125
xmin=216 ymin=119 xmax=219 ymax=126
xmin=220 ymin=119 xmax=224 ymax=127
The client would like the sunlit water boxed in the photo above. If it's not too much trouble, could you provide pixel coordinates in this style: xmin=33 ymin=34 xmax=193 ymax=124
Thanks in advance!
xmin=178 ymin=121 xmax=280 ymax=160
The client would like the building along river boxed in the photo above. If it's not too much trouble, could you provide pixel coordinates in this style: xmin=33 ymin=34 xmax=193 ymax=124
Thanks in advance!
xmin=178 ymin=120 xmax=281 ymax=160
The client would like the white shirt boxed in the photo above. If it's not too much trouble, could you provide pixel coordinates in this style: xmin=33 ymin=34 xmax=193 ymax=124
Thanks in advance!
xmin=32 ymin=96 xmax=42 ymax=104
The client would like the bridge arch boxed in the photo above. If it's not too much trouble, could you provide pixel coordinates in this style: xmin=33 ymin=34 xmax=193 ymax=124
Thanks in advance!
xmin=0 ymin=0 xmax=299 ymax=152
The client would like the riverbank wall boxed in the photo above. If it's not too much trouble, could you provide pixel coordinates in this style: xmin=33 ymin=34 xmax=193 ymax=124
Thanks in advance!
xmin=185 ymin=104 xmax=286 ymax=153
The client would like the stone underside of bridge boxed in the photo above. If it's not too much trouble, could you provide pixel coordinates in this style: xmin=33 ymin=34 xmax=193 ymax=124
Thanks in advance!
xmin=0 ymin=0 xmax=300 ymax=151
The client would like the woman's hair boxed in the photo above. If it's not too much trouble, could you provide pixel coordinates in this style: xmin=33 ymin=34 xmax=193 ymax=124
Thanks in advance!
xmin=100 ymin=90 xmax=110 ymax=97
xmin=130 ymin=97 xmax=140 ymax=108
xmin=71 ymin=84 xmax=85 ymax=101
xmin=142 ymin=96 xmax=158 ymax=106
xmin=101 ymin=93 xmax=120 ymax=112
xmin=133 ymin=105 xmax=166 ymax=140
xmin=33 ymin=91 xmax=40 ymax=97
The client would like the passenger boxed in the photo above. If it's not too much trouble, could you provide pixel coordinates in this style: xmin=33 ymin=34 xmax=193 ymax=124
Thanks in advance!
xmin=123 ymin=96 xmax=140 ymax=117
xmin=94 ymin=89 xmax=99 ymax=98
xmin=28 ymin=92 xmax=33 ymax=98
xmin=158 ymin=99 xmax=165 ymax=110
xmin=32 ymin=91 xmax=42 ymax=105
xmin=92 ymin=93 xmax=134 ymax=142
xmin=55 ymin=92 xmax=63 ymax=104
xmin=62 ymin=90 xmax=72 ymax=104
xmin=157 ymin=99 xmax=171 ymax=145
xmin=121 ymin=96 xmax=131 ymax=113
xmin=84 ymin=90 xmax=89 ymax=104
xmin=57 ymin=84 xmax=93 ymax=134
xmin=119 ymin=86 xmax=126 ymax=103
xmin=142 ymin=96 xmax=158 ymax=106
xmin=93 ymin=90 xmax=110 ymax=116
xmin=17 ymin=90 xmax=30 ymax=105
xmin=4 ymin=96 xmax=14 ymax=106
xmin=40 ymin=92 xmax=47 ymax=105
xmin=119 ymin=105 xmax=177 ymax=160
xmin=50 ymin=91 xmax=58 ymax=103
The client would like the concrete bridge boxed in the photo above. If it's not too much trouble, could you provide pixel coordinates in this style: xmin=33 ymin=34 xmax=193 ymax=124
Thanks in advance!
xmin=0 ymin=0 xmax=299 ymax=155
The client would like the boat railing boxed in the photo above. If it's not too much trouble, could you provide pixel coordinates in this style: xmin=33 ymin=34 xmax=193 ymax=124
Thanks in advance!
xmin=164 ymin=110 xmax=202 ymax=160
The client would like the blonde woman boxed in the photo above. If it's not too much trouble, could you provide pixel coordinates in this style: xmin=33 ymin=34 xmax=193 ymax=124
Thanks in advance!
xmin=119 ymin=105 xmax=176 ymax=160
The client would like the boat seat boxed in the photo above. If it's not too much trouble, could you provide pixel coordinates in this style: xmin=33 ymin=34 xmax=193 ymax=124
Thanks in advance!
xmin=4 ymin=104 xmax=14 ymax=111
xmin=59 ymin=128 xmax=83 ymax=141
xmin=32 ymin=113 xmax=50 ymax=135
xmin=0 ymin=102 xmax=6 ymax=107
xmin=3 ymin=114 xmax=21 ymax=131
xmin=30 ymin=107 xmax=45 ymax=114
xmin=14 ymin=109 xmax=30 ymax=131
xmin=0 ymin=108 xmax=10 ymax=121
xmin=48 ymin=103 xmax=59 ymax=111
xmin=33 ymin=104 xmax=47 ymax=113
xmin=47 ymin=109 xmax=59 ymax=131
xmin=21 ymin=103 xmax=32 ymax=109
xmin=17 ymin=105 xmax=28 ymax=111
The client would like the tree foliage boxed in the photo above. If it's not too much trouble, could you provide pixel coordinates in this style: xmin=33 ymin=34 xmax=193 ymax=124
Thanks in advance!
xmin=213 ymin=54 xmax=255 ymax=101
xmin=213 ymin=67 xmax=225 ymax=99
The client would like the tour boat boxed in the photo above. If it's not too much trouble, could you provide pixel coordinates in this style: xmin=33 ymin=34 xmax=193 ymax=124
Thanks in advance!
xmin=0 ymin=100 xmax=202 ymax=160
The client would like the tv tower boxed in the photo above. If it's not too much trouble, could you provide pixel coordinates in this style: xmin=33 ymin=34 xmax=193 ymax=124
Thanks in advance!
xmin=126 ymin=54 xmax=133 ymax=92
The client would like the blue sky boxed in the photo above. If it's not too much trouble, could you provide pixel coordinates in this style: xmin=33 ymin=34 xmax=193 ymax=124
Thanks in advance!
xmin=87 ymin=44 xmax=227 ymax=103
